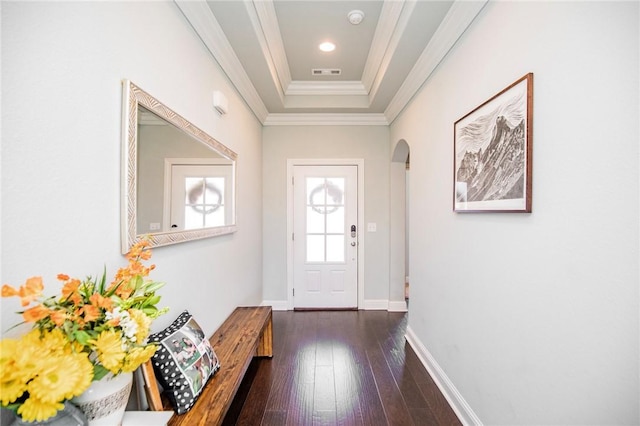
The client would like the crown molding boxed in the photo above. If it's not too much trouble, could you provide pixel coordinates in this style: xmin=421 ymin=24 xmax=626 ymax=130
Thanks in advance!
xmin=368 ymin=0 xmax=416 ymax=103
xmin=243 ymin=1 xmax=286 ymax=104
xmin=175 ymin=0 xmax=269 ymax=123
xmin=361 ymin=0 xmax=405 ymax=93
xmin=263 ymin=113 xmax=389 ymax=126
xmin=251 ymin=0 xmax=291 ymax=96
xmin=385 ymin=0 xmax=489 ymax=124
xmin=286 ymin=81 xmax=368 ymax=96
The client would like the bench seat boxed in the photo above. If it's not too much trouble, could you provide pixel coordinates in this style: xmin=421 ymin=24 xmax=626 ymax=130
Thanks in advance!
xmin=141 ymin=306 xmax=273 ymax=426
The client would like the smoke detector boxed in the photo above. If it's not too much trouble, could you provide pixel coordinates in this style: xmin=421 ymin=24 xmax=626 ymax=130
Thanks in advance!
xmin=348 ymin=10 xmax=364 ymax=25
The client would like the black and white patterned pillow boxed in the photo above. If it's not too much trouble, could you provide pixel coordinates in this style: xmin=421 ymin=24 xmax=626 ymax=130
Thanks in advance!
xmin=148 ymin=311 xmax=220 ymax=414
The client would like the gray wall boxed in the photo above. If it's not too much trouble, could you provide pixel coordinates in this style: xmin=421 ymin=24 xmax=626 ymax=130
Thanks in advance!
xmin=391 ymin=1 xmax=639 ymax=424
xmin=262 ymin=125 xmax=392 ymax=306
xmin=2 ymin=2 xmax=264 ymax=338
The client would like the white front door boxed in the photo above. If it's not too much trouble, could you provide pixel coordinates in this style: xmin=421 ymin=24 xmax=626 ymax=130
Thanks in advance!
xmin=293 ymin=165 xmax=358 ymax=309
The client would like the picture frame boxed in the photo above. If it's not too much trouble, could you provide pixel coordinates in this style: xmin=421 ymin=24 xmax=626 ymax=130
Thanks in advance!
xmin=453 ymin=73 xmax=533 ymax=212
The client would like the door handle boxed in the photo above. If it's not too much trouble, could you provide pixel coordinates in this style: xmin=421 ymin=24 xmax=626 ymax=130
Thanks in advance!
xmin=351 ymin=242 xmax=356 ymax=246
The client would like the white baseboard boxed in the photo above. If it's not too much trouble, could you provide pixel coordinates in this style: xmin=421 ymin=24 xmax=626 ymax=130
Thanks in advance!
xmin=405 ymin=326 xmax=483 ymax=426
xmin=262 ymin=299 xmax=407 ymax=312
xmin=261 ymin=300 xmax=289 ymax=311
xmin=388 ymin=300 xmax=408 ymax=312
xmin=362 ymin=299 xmax=388 ymax=310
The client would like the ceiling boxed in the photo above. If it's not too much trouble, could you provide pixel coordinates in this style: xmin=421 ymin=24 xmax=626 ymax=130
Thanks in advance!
xmin=175 ymin=0 xmax=487 ymax=125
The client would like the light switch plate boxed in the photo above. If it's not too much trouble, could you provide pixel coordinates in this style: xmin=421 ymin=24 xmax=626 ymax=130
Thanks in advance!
xmin=367 ymin=223 xmax=377 ymax=232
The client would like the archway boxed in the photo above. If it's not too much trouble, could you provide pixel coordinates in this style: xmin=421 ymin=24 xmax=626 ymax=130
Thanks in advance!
xmin=389 ymin=139 xmax=410 ymax=311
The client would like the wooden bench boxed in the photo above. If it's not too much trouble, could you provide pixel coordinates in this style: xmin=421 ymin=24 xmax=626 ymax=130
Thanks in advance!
xmin=141 ymin=306 xmax=273 ymax=426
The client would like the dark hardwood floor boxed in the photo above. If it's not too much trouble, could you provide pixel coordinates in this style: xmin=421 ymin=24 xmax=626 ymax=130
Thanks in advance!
xmin=223 ymin=310 xmax=461 ymax=426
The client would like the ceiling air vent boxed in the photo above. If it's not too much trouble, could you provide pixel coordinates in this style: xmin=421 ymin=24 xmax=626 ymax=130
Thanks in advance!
xmin=312 ymin=68 xmax=342 ymax=76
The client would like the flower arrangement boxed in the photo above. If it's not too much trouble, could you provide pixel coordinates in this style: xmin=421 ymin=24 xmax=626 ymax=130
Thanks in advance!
xmin=1 ymin=240 xmax=168 ymax=422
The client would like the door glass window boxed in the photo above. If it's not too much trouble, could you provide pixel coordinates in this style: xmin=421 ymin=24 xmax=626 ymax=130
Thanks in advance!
xmin=184 ymin=177 xmax=225 ymax=230
xmin=305 ymin=177 xmax=345 ymax=263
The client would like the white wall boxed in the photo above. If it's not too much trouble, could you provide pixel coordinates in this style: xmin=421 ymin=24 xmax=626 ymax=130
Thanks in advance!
xmin=392 ymin=1 xmax=639 ymax=424
xmin=1 ymin=2 xmax=263 ymax=338
xmin=262 ymin=125 xmax=393 ymax=307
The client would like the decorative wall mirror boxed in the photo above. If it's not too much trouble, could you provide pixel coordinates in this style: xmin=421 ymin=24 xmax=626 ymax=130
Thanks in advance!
xmin=121 ymin=80 xmax=237 ymax=253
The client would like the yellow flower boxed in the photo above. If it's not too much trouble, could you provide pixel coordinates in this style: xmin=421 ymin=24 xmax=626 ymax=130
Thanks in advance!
xmin=0 ymin=339 xmax=26 ymax=405
xmin=26 ymin=357 xmax=64 ymax=404
xmin=0 ymin=377 xmax=26 ymax=406
xmin=1 ymin=239 xmax=166 ymax=421
xmin=121 ymin=345 xmax=156 ymax=373
xmin=129 ymin=309 xmax=151 ymax=344
xmin=17 ymin=396 xmax=63 ymax=423
xmin=64 ymin=353 xmax=94 ymax=400
xmin=27 ymin=352 xmax=92 ymax=404
xmin=36 ymin=328 xmax=67 ymax=354
xmin=10 ymin=331 xmax=43 ymax=385
xmin=91 ymin=330 xmax=126 ymax=373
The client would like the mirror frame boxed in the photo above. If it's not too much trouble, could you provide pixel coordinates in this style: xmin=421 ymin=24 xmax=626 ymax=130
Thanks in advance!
xmin=121 ymin=80 xmax=237 ymax=254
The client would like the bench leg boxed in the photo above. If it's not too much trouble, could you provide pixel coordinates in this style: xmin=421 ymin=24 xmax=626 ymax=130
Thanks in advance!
xmin=256 ymin=312 xmax=273 ymax=357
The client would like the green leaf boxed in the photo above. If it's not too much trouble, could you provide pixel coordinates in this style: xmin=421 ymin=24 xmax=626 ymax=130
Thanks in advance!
xmin=92 ymin=364 xmax=110 ymax=381
xmin=142 ymin=306 xmax=158 ymax=316
xmin=143 ymin=281 xmax=165 ymax=293
xmin=145 ymin=295 xmax=161 ymax=306
xmin=74 ymin=330 xmax=92 ymax=346
xmin=105 ymin=281 xmax=123 ymax=297
xmin=4 ymin=402 xmax=21 ymax=413
xmin=98 ymin=266 xmax=107 ymax=293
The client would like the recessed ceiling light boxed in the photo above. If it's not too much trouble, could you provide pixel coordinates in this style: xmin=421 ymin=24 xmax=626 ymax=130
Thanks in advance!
xmin=319 ymin=42 xmax=336 ymax=52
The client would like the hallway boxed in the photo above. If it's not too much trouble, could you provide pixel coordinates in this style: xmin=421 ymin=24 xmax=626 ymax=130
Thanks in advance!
xmin=225 ymin=310 xmax=461 ymax=425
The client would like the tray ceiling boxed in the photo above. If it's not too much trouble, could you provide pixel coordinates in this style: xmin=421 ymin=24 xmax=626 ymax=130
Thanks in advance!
xmin=175 ymin=0 xmax=487 ymax=125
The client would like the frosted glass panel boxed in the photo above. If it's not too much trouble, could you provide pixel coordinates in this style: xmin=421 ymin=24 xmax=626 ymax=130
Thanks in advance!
xmin=185 ymin=178 xmax=203 ymax=204
xmin=307 ymin=178 xmax=326 ymax=207
xmin=307 ymin=235 xmax=325 ymax=262
xmin=184 ymin=206 xmax=203 ymax=230
xmin=326 ymin=207 xmax=344 ymax=234
xmin=325 ymin=178 xmax=344 ymax=205
xmin=183 ymin=177 xmax=225 ymax=230
xmin=326 ymin=235 xmax=344 ymax=262
xmin=307 ymin=207 xmax=325 ymax=233
xmin=305 ymin=176 xmax=347 ymax=263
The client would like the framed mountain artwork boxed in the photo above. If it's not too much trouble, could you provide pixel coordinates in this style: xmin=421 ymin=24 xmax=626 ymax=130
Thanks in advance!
xmin=454 ymin=73 xmax=533 ymax=212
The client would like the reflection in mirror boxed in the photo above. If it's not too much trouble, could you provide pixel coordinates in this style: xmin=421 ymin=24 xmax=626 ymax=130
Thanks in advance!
xmin=122 ymin=81 xmax=237 ymax=253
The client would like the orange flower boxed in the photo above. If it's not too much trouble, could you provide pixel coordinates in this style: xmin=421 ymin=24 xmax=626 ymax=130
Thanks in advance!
xmin=61 ymin=279 xmax=81 ymax=305
xmin=138 ymin=250 xmax=152 ymax=261
xmin=23 ymin=304 xmax=51 ymax=322
xmin=1 ymin=284 xmax=19 ymax=297
xmin=56 ymin=274 xmax=70 ymax=281
xmin=126 ymin=240 xmax=150 ymax=261
xmin=82 ymin=305 xmax=101 ymax=323
xmin=115 ymin=283 xmax=133 ymax=299
xmin=89 ymin=293 xmax=113 ymax=310
xmin=71 ymin=308 xmax=86 ymax=327
xmin=49 ymin=309 xmax=68 ymax=327
xmin=2 ymin=277 xmax=44 ymax=306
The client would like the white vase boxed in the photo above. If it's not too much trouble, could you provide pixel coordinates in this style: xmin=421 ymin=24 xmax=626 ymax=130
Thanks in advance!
xmin=71 ymin=372 xmax=133 ymax=426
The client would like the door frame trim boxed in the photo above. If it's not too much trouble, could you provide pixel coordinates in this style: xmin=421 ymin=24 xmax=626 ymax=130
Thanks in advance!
xmin=286 ymin=159 xmax=365 ymax=310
